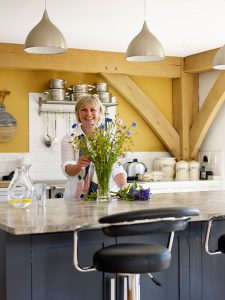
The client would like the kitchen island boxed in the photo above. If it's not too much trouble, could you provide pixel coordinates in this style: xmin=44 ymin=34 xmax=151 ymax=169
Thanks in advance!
xmin=1 ymin=191 xmax=225 ymax=299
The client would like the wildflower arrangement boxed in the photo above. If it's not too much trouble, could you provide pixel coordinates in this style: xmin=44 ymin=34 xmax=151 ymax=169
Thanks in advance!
xmin=72 ymin=117 xmax=137 ymax=200
xmin=73 ymin=117 xmax=136 ymax=163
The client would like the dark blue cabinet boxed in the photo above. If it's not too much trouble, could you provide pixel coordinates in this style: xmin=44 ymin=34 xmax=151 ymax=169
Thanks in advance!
xmin=1 ymin=221 xmax=225 ymax=299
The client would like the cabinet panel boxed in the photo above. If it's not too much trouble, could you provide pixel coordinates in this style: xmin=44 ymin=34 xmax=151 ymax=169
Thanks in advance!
xmin=31 ymin=231 xmax=109 ymax=300
xmin=201 ymin=220 xmax=225 ymax=300
xmin=117 ymin=231 xmax=189 ymax=300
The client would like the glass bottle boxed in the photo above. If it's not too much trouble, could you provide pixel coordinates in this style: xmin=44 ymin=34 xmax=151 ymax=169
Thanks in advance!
xmin=7 ymin=167 xmax=33 ymax=208
xmin=200 ymin=155 xmax=208 ymax=180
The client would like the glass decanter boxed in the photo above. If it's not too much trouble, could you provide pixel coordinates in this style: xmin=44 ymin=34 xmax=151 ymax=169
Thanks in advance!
xmin=8 ymin=166 xmax=33 ymax=208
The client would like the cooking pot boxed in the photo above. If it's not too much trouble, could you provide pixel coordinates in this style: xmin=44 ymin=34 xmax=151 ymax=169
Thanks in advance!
xmin=44 ymin=89 xmax=68 ymax=101
xmin=123 ymin=158 xmax=147 ymax=181
xmin=68 ymin=84 xmax=95 ymax=93
xmin=95 ymin=82 xmax=108 ymax=92
xmin=98 ymin=91 xmax=112 ymax=103
xmin=49 ymin=79 xmax=67 ymax=89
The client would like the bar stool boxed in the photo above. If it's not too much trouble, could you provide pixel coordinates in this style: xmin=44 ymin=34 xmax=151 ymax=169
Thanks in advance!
xmin=74 ymin=207 xmax=199 ymax=300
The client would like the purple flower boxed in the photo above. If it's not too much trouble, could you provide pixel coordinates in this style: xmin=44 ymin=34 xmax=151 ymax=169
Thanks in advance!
xmin=141 ymin=189 xmax=151 ymax=200
xmin=129 ymin=188 xmax=141 ymax=200
xmin=132 ymin=121 xmax=137 ymax=128
xmin=99 ymin=124 xmax=105 ymax=130
xmin=126 ymin=131 xmax=131 ymax=136
xmin=128 ymin=187 xmax=151 ymax=201
xmin=72 ymin=123 xmax=78 ymax=128
xmin=117 ymin=119 xmax=123 ymax=125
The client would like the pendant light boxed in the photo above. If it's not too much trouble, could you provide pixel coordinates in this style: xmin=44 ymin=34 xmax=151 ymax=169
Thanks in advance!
xmin=212 ymin=45 xmax=225 ymax=70
xmin=24 ymin=0 xmax=67 ymax=54
xmin=125 ymin=0 xmax=165 ymax=62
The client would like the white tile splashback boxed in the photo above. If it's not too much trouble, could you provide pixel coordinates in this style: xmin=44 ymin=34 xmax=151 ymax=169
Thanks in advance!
xmin=0 ymin=92 xmax=170 ymax=181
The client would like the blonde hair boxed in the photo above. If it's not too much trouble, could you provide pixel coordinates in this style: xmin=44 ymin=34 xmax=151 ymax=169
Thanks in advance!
xmin=75 ymin=94 xmax=104 ymax=124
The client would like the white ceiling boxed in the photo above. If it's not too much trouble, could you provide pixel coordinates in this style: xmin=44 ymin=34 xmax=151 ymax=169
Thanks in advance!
xmin=1 ymin=0 xmax=225 ymax=57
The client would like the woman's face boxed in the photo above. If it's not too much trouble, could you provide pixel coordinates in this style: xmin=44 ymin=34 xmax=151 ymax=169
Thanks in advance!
xmin=78 ymin=101 xmax=101 ymax=127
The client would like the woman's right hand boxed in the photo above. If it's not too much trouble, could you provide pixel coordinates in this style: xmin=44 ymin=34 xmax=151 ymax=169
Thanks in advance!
xmin=77 ymin=155 xmax=91 ymax=170
xmin=65 ymin=155 xmax=91 ymax=176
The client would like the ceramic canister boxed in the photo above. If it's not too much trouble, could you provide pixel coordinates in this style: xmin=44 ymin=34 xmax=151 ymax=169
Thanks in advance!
xmin=175 ymin=160 xmax=189 ymax=181
xmin=189 ymin=160 xmax=200 ymax=180
xmin=158 ymin=157 xmax=176 ymax=181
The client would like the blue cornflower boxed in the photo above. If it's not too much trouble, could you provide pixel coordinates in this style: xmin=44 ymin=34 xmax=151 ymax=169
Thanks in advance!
xmin=72 ymin=123 xmax=78 ymax=128
xmin=132 ymin=121 xmax=137 ymax=128
xmin=105 ymin=117 xmax=113 ymax=123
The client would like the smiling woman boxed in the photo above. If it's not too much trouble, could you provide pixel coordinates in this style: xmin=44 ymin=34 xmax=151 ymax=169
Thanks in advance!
xmin=61 ymin=94 xmax=128 ymax=200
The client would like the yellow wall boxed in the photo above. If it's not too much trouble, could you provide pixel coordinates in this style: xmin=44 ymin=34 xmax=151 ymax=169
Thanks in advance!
xmin=0 ymin=69 xmax=172 ymax=153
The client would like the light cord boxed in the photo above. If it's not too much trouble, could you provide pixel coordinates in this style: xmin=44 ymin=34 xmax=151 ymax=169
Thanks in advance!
xmin=144 ymin=0 xmax=147 ymax=21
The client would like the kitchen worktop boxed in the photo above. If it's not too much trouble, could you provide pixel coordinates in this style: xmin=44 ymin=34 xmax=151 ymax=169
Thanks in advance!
xmin=1 ymin=190 xmax=225 ymax=235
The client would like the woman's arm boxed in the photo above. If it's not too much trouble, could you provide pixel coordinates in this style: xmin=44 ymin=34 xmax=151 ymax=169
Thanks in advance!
xmin=65 ymin=156 xmax=91 ymax=176
xmin=61 ymin=134 xmax=90 ymax=177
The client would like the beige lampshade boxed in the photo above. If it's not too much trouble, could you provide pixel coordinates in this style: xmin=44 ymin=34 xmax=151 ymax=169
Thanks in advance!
xmin=24 ymin=10 xmax=67 ymax=54
xmin=125 ymin=21 xmax=165 ymax=62
xmin=212 ymin=45 xmax=225 ymax=70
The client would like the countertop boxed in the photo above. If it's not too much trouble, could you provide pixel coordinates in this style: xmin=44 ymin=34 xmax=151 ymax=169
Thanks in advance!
xmin=1 ymin=190 xmax=225 ymax=235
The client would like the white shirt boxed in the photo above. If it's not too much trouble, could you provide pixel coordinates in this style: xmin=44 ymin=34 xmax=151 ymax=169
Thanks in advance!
xmin=61 ymin=127 xmax=126 ymax=199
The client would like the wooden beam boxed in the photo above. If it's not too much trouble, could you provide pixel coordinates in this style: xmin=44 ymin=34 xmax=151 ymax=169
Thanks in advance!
xmin=190 ymin=71 xmax=225 ymax=158
xmin=0 ymin=43 xmax=182 ymax=78
xmin=173 ymin=71 xmax=199 ymax=160
xmin=101 ymin=73 xmax=180 ymax=159
xmin=184 ymin=48 xmax=218 ymax=73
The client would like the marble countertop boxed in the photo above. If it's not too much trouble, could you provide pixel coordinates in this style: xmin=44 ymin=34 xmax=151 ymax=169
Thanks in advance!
xmin=1 ymin=190 xmax=225 ymax=235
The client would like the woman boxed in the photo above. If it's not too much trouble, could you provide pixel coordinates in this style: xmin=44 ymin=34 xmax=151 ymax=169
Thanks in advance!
xmin=61 ymin=94 xmax=127 ymax=199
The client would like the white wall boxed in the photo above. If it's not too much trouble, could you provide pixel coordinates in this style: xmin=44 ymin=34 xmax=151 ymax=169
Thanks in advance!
xmin=199 ymin=70 xmax=225 ymax=188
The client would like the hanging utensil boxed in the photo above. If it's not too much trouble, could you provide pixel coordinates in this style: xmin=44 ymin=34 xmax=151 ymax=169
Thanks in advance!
xmin=68 ymin=112 xmax=71 ymax=135
xmin=52 ymin=112 xmax=58 ymax=143
xmin=44 ymin=112 xmax=52 ymax=147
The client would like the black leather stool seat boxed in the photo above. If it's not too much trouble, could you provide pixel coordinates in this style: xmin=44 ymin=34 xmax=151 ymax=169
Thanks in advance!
xmin=93 ymin=243 xmax=171 ymax=274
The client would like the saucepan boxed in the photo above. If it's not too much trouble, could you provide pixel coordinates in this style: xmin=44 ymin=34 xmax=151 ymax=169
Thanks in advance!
xmin=44 ymin=89 xmax=68 ymax=101
xmin=49 ymin=79 xmax=67 ymax=89
xmin=98 ymin=91 xmax=112 ymax=103
xmin=68 ymin=84 xmax=95 ymax=93
xmin=95 ymin=82 xmax=108 ymax=92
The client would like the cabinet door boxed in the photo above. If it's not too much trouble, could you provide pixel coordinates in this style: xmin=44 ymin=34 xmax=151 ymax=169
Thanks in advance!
xmin=31 ymin=231 xmax=107 ymax=300
xmin=200 ymin=220 xmax=225 ymax=300
xmin=117 ymin=230 xmax=189 ymax=300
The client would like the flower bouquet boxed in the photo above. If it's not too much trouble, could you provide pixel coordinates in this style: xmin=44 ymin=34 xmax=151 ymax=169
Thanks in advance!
xmin=114 ymin=182 xmax=151 ymax=201
xmin=72 ymin=117 xmax=136 ymax=201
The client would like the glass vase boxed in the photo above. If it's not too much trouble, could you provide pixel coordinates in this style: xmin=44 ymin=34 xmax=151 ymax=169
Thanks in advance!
xmin=96 ymin=171 xmax=111 ymax=203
